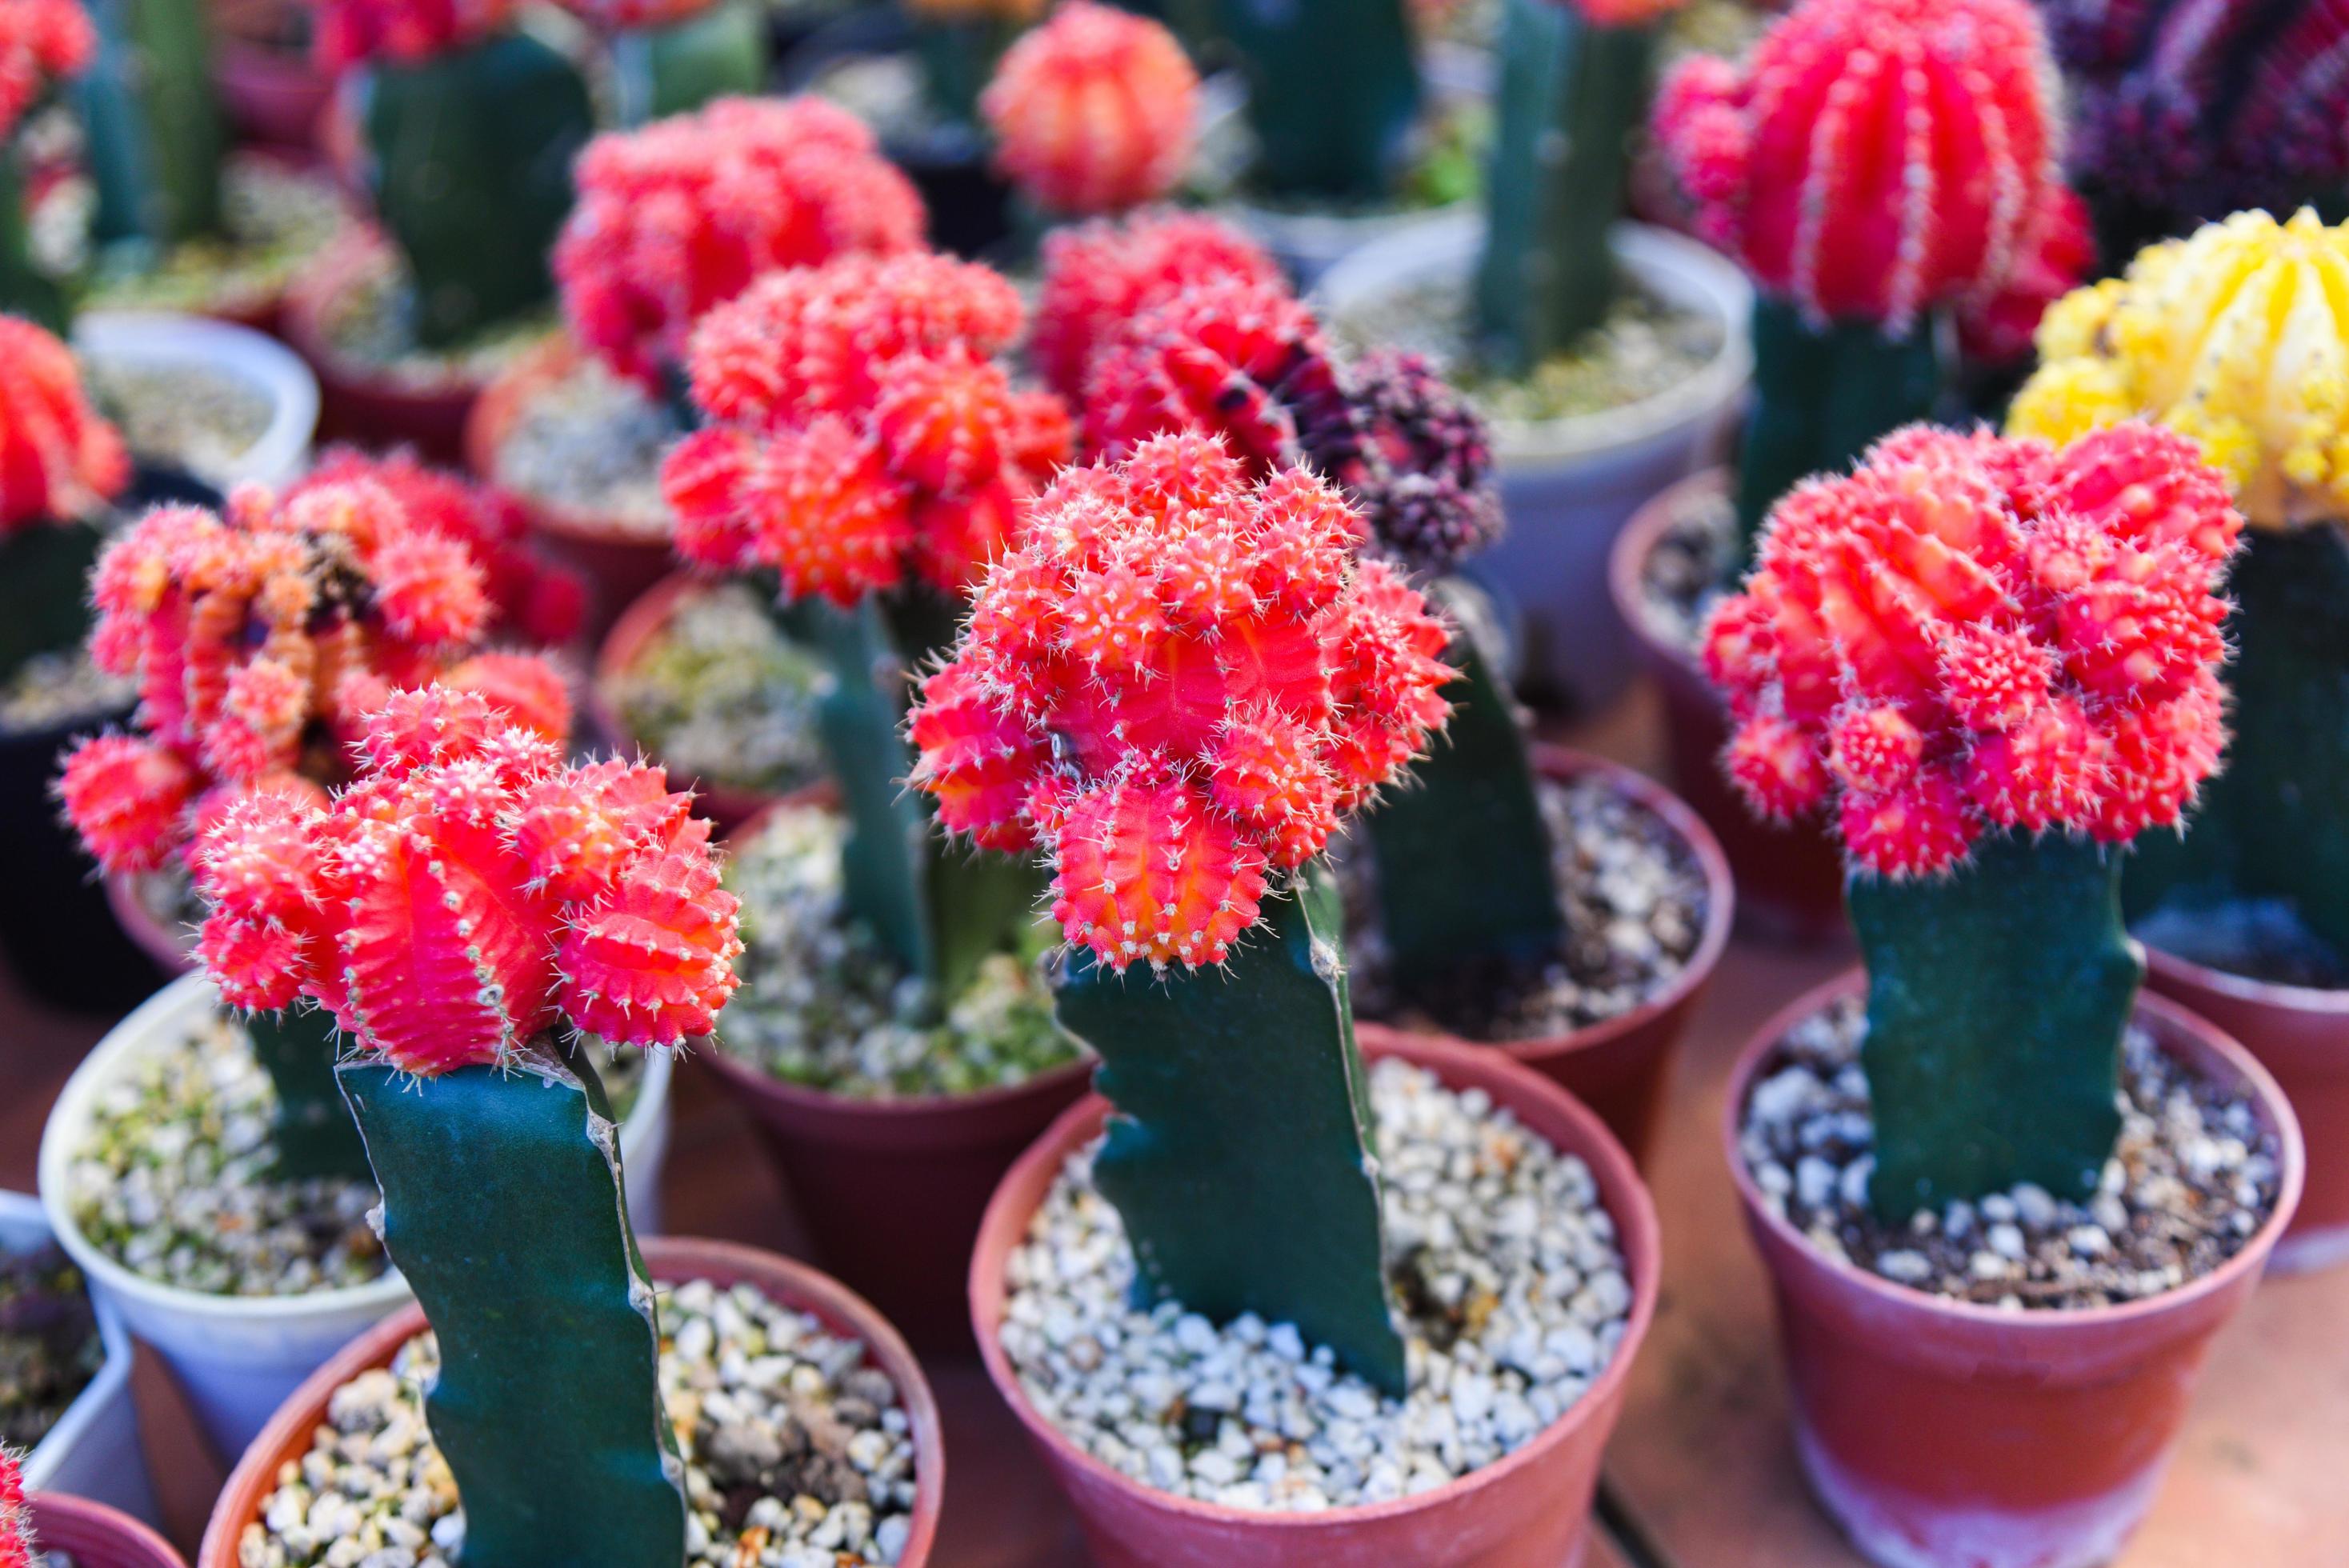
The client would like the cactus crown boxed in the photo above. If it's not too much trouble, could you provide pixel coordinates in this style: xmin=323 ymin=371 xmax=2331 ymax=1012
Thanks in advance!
xmin=908 ymin=430 xmax=1454 ymax=972
xmin=554 ymin=96 xmax=926 ymax=387
xmin=1030 ymin=209 xmax=1283 ymax=406
xmin=191 ymin=687 xmax=742 ymax=1073
xmin=661 ymin=250 xmax=1071 ymax=605
xmin=0 ymin=316 xmax=129 ymax=537
xmin=1706 ymin=422 xmax=2243 ymax=878
xmin=0 ymin=0 xmax=92 ymax=138
xmin=981 ymin=0 xmax=1199 ymax=218
xmin=1653 ymin=0 xmax=2059 ymax=331
xmin=2008 ymin=206 xmax=2349 ymax=530
xmin=308 ymin=0 xmax=514 ymax=69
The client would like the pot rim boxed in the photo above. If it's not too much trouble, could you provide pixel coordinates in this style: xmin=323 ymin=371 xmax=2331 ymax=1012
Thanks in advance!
xmin=27 ymin=1491 xmax=186 ymax=1567
xmin=0 ymin=1191 xmax=140 ymax=1494
xmin=194 ymin=1234 xmax=946 ymax=1568
xmin=1606 ymin=465 xmax=1730 ymax=678
xmin=2143 ymin=938 xmax=2349 ymax=1015
xmin=968 ymin=1030 xmax=1662 ymax=1534
xmin=73 ymin=310 xmax=321 ymax=490
xmin=1721 ymin=967 xmax=2309 ymax=1334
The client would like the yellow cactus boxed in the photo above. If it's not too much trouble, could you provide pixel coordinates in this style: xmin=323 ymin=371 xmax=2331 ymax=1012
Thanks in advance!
xmin=2008 ymin=207 xmax=2349 ymax=528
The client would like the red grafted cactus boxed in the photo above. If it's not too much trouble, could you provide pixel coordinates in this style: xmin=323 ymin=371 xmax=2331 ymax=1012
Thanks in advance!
xmin=662 ymin=250 xmax=1070 ymax=603
xmin=1030 ymin=208 xmax=1281 ymax=404
xmin=553 ymin=96 xmax=926 ymax=386
xmin=0 ymin=1448 xmax=26 ymax=1568
xmin=1654 ymin=0 xmax=2062 ymax=330
xmin=1704 ymin=422 xmax=2243 ymax=878
xmin=909 ymin=432 xmax=1454 ymax=971
xmin=981 ymin=0 xmax=1200 ymax=217
xmin=0 ymin=318 xmax=130 ymax=534
xmin=308 ymin=0 xmax=514 ymax=69
xmin=1956 ymin=183 xmax=2097 ymax=366
xmin=191 ymin=688 xmax=740 ymax=1072
xmin=0 ymin=0 xmax=93 ymax=138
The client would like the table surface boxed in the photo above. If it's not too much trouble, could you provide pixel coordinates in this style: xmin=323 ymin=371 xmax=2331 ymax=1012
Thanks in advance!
xmin=1 ymin=682 xmax=2340 ymax=1567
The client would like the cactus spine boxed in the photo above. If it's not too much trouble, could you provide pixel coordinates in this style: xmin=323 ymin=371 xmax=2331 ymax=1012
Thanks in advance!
xmin=607 ymin=0 xmax=766 ymax=126
xmin=1215 ymin=0 xmax=1422 ymax=204
xmin=74 ymin=0 xmax=225 ymax=252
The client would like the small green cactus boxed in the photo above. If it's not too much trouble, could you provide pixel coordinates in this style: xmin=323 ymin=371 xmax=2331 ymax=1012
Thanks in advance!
xmin=608 ymin=0 xmax=769 ymax=125
xmin=74 ymin=0 xmax=226 ymax=254
xmin=1215 ymin=0 xmax=1422 ymax=204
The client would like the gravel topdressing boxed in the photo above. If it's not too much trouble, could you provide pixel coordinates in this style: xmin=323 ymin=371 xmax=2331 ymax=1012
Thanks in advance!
xmin=81 ymin=356 xmax=275 ymax=488
xmin=0 ymin=647 xmax=132 ymax=735
xmin=306 ymin=227 xmax=550 ymax=388
xmin=236 ymin=1277 xmax=921 ymax=1568
xmin=86 ymin=155 xmax=345 ymax=316
xmin=490 ymin=354 xmax=678 ymax=537
xmin=609 ymin=583 xmax=826 ymax=798
xmin=1630 ymin=482 xmax=1735 ymax=653
xmin=0 ymin=1242 xmax=103 ymax=1450
xmin=1739 ymin=998 xmax=2285 ymax=1310
xmin=1000 ymin=1058 xmax=1633 ymax=1512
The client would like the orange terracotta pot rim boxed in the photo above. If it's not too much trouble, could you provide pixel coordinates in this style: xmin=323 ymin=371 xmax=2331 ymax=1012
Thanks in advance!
xmin=195 ymin=1235 xmax=946 ymax=1568
xmin=1723 ymin=967 xmax=2308 ymax=1336
xmin=968 ymin=1030 xmax=1663 ymax=1534
xmin=2143 ymin=939 xmax=2349 ymax=1014
xmin=1606 ymin=465 xmax=1729 ymax=683
xmin=29 ymin=1492 xmax=187 ymax=1568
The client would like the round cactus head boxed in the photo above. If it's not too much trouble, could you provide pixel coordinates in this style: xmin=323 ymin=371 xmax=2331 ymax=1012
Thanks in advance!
xmin=191 ymin=686 xmax=741 ymax=1072
xmin=1653 ymin=0 xmax=2060 ymax=331
xmin=554 ymin=96 xmax=926 ymax=386
xmin=981 ymin=0 xmax=1199 ymax=217
xmin=308 ymin=0 xmax=515 ymax=69
xmin=1705 ymin=422 xmax=2243 ymax=878
xmin=0 ymin=316 xmax=129 ymax=537
xmin=1030 ymin=208 xmax=1283 ymax=404
xmin=0 ymin=0 xmax=94 ymax=139
xmin=661 ymin=250 xmax=1071 ymax=604
xmin=909 ymin=432 xmax=1455 ymax=972
xmin=2008 ymin=206 xmax=2349 ymax=530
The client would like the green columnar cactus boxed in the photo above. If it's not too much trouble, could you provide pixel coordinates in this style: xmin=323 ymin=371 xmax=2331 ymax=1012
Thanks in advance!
xmin=249 ymin=1008 xmax=374 ymax=1182
xmin=1214 ymin=0 xmax=1421 ymax=203
xmin=358 ymin=33 xmax=594 ymax=348
xmin=1704 ymin=423 xmax=2242 ymax=1215
xmin=74 ymin=0 xmax=226 ymax=252
xmin=608 ymin=0 xmax=768 ymax=125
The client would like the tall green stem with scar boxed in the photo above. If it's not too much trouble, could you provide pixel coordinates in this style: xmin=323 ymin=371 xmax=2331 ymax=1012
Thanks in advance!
xmin=1705 ymin=422 xmax=2242 ymax=1218
xmin=661 ymin=250 xmax=1076 ymax=1006
xmin=189 ymin=689 xmax=744 ymax=1568
xmin=1651 ymin=0 xmax=2075 ymax=564
xmin=907 ymin=434 xmax=1456 ymax=1391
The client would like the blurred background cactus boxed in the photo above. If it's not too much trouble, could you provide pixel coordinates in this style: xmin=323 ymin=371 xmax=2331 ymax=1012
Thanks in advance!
xmin=1212 ymin=0 xmax=1423 ymax=205
xmin=72 ymin=0 xmax=227 ymax=257
xmin=552 ymin=0 xmax=769 ymax=124
xmin=902 ymin=0 xmax=1044 ymax=128
xmin=0 ymin=0 xmax=94 ymax=330
xmin=980 ymin=0 xmax=1198 ymax=223
xmin=0 ymin=316 xmax=127 ymax=706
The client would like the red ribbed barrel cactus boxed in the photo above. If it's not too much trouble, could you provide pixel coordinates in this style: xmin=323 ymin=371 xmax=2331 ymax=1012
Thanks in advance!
xmin=980 ymin=0 xmax=1199 ymax=218
xmin=554 ymin=97 xmax=926 ymax=387
xmin=0 ymin=317 xmax=127 ymax=534
xmin=1029 ymin=208 xmax=1282 ymax=405
xmin=1706 ymin=420 xmax=2243 ymax=1215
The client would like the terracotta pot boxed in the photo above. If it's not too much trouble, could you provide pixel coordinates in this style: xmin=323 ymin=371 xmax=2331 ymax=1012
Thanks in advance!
xmin=2143 ymin=948 xmax=2349 ymax=1274
xmin=196 ymin=1236 xmax=945 ymax=1568
xmin=27 ymin=1494 xmax=187 ymax=1568
xmin=970 ymin=1031 xmax=1661 ymax=1568
xmin=1727 ymin=973 xmax=2305 ymax=1568
xmin=105 ymin=867 xmax=194 ymax=977
xmin=280 ymin=227 xmax=494 ymax=463
xmin=589 ymin=572 xmax=808 ymax=832
xmin=1609 ymin=468 xmax=1848 ymax=942
xmin=466 ymin=334 xmax=674 ymax=642
xmin=1355 ymin=746 xmax=1732 ymax=1167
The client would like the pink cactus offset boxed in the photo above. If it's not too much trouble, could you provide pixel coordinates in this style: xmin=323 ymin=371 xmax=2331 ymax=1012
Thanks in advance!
xmin=193 ymin=687 xmax=741 ymax=1073
xmin=982 ymin=0 xmax=1200 ymax=216
xmin=0 ymin=317 xmax=128 ymax=535
xmin=1705 ymin=422 xmax=2243 ymax=878
xmin=1654 ymin=0 xmax=2062 ymax=330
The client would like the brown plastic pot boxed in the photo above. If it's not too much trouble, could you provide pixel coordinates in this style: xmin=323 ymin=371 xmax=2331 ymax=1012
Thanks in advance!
xmin=280 ymin=226 xmax=494 ymax=464
xmin=1727 ymin=972 xmax=2305 ymax=1568
xmin=1355 ymin=745 xmax=1733 ymax=1168
xmin=970 ymin=1030 xmax=1662 ymax=1568
xmin=466 ymin=334 xmax=674 ymax=642
xmin=1609 ymin=468 xmax=1848 ymax=943
xmin=27 ymin=1493 xmax=188 ymax=1568
xmin=195 ymin=1235 xmax=945 ymax=1568
xmin=2143 ymin=947 xmax=2349 ymax=1274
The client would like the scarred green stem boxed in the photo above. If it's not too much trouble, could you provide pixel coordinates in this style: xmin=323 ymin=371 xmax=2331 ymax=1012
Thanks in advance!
xmin=1053 ymin=863 xmax=1408 ymax=1396
xmin=358 ymin=31 xmax=594 ymax=349
xmin=340 ymin=1041 xmax=686 ymax=1568
xmin=247 ymin=1006 xmax=373 ymax=1182
xmin=1851 ymin=830 xmax=2139 ymax=1222
xmin=610 ymin=0 xmax=768 ymax=126
xmin=75 ymin=0 xmax=226 ymax=251
xmin=1474 ymin=0 xmax=1654 ymax=378
xmin=0 ymin=139 xmax=68 ymax=333
xmin=1734 ymin=298 xmax=1943 ymax=566
xmin=1215 ymin=0 xmax=1422 ymax=203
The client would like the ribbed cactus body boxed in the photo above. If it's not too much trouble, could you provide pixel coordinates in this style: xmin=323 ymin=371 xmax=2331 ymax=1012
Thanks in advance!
xmin=358 ymin=30 xmax=593 ymax=348
xmin=1215 ymin=0 xmax=1422 ymax=203
xmin=75 ymin=0 xmax=226 ymax=252
xmin=342 ymin=1042 xmax=688 ymax=1568
xmin=607 ymin=0 xmax=766 ymax=125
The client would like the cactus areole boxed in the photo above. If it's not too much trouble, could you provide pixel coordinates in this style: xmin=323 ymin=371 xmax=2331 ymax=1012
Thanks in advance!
xmin=1654 ymin=0 xmax=2073 ymax=558
xmin=2014 ymin=207 xmax=2349 ymax=974
xmin=1706 ymin=422 xmax=2243 ymax=1218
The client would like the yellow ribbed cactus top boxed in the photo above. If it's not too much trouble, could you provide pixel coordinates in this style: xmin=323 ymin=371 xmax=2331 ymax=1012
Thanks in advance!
xmin=2007 ymin=206 xmax=2349 ymax=528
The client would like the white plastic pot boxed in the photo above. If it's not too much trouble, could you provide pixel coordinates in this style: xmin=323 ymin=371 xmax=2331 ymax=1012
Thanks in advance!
xmin=38 ymin=973 xmax=675 ymax=1458
xmin=1315 ymin=214 xmax=1754 ymax=714
xmin=74 ymin=310 xmax=322 ymax=489
xmin=0 ymin=1191 xmax=159 ymax=1528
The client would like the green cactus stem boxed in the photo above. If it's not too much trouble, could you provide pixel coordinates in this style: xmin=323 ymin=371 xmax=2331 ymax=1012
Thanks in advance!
xmin=1733 ymin=299 xmax=1943 ymax=566
xmin=1215 ymin=0 xmax=1423 ymax=205
xmin=247 ymin=1006 xmax=373 ymax=1182
xmin=1053 ymin=863 xmax=1409 ymax=1395
xmin=609 ymin=0 xmax=769 ymax=126
xmin=1472 ymin=0 xmax=1655 ymax=379
xmin=74 ymin=0 xmax=226 ymax=253
xmin=911 ymin=15 xmax=1019 ymax=130
xmin=0 ymin=139 xmax=68 ymax=333
xmin=1850 ymin=830 xmax=2140 ymax=1222
xmin=1362 ymin=582 xmax=1565 ymax=1010
xmin=2126 ymin=523 xmax=2349 ymax=962
xmin=341 ymin=1040 xmax=686 ymax=1568
xmin=0 ymin=520 xmax=102 ymax=690
xmin=358 ymin=31 xmax=594 ymax=349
